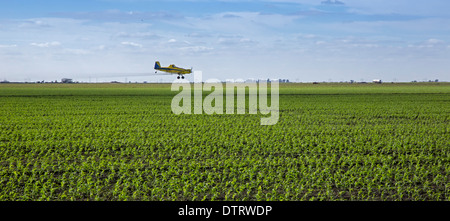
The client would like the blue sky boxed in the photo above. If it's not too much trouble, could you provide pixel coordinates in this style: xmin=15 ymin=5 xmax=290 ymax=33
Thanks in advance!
xmin=1 ymin=0 xmax=449 ymax=82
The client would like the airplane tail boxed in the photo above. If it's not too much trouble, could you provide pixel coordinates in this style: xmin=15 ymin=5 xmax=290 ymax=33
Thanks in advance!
xmin=154 ymin=61 xmax=161 ymax=69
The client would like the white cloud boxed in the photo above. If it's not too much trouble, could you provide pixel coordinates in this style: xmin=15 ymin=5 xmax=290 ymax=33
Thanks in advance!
xmin=426 ymin=39 xmax=444 ymax=45
xmin=18 ymin=19 xmax=52 ymax=28
xmin=30 ymin=41 xmax=61 ymax=48
xmin=321 ymin=0 xmax=345 ymax=5
xmin=296 ymin=33 xmax=317 ymax=39
xmin=121 ymin=41 xmax=143 ymax=48
xmin=63 ymin=48 xmax=91 ymax=55
xmin=179 ymin=46 xmax=214 ymax=53
xmin=114 ymin=31 xmax=160 ymax=40
xmin=315 ymin=41 xmax=326 ymax=45
xmin=52 ymin=10 xmax=183 ymax=21
xmin=0 ymin=44 xmax=17 ymax=48
xmin=407 ymin=38 xmax=446 ymax=49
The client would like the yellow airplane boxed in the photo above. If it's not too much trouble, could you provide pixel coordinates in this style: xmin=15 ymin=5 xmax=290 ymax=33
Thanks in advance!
xmin=154 ymin=61 xmax=192 ymax=79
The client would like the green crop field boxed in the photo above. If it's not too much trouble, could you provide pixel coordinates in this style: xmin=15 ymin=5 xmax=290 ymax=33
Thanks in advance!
xmin=1 ymin=82 xmax=449 ymax=201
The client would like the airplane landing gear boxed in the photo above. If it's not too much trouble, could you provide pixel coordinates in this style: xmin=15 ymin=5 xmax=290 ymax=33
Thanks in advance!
xmin=177 ymin=75 xmax=185 ymax=79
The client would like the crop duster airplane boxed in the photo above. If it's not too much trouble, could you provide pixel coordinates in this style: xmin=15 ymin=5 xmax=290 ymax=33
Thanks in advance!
xmin=154 ymin=61 xmax=192 ymax=79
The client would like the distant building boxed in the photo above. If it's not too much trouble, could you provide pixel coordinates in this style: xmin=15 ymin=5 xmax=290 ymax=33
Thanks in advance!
xmin=373 ymin=79 xmax=382 ymax=84
xmin=277 ymin=79 xmax=290 ymax=83
xmin=265 ymin=79 xmax=290 ymax=83
xmin=61 ymin=78 xmax=73 ymax=83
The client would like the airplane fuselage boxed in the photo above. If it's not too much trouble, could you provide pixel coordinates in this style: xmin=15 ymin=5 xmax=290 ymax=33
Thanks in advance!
xmin=154 ymin=62 xmax=192 ymax=75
